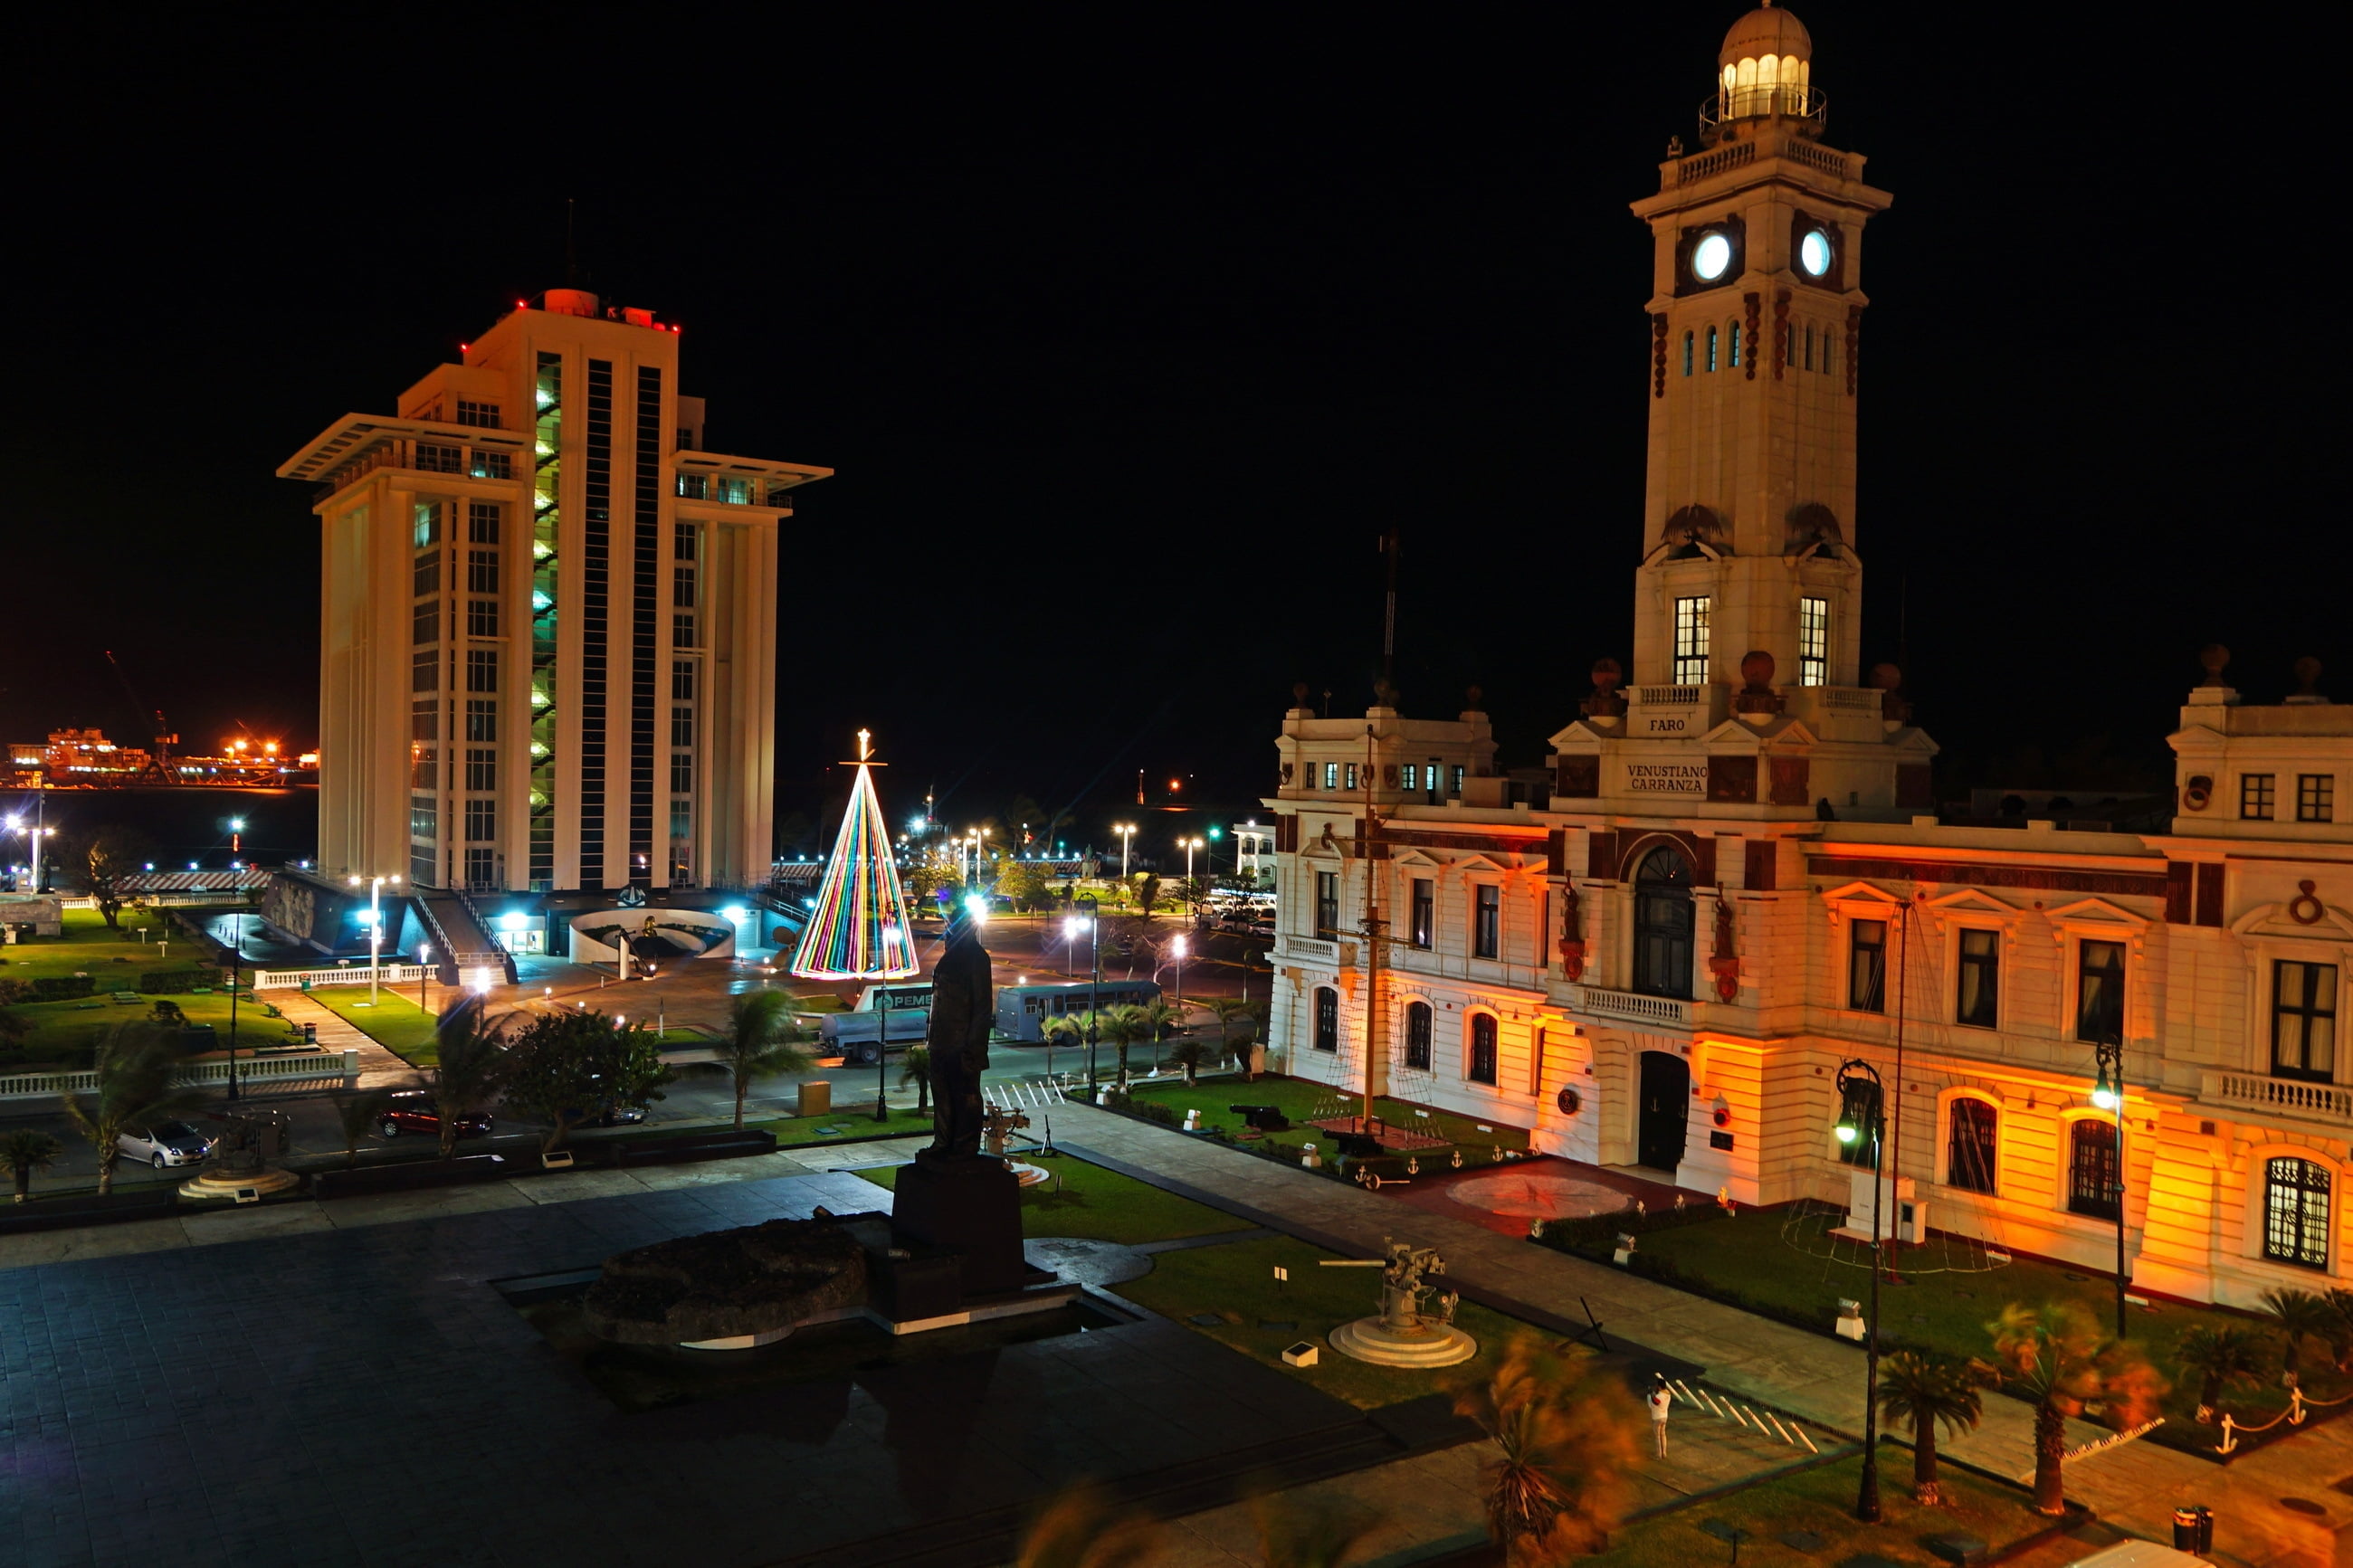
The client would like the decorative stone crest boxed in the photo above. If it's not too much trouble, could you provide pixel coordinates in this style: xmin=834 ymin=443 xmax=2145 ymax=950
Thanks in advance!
xmin=1580 ymin=658 xmax=1626 ymax=718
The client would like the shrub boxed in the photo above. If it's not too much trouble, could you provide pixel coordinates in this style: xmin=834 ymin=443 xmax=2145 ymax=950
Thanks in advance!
xmin=31 ymin=975 xmax=96 ymax=1002
xmin=138 ymin=968 xmax=221 ymax=994
xmin=0 ymin=979 xmax=28 ymax=1005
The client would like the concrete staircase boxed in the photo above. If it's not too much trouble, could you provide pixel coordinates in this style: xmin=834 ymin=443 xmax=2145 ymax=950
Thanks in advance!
xmin=415 ymin=889 xmax=513 ymax=984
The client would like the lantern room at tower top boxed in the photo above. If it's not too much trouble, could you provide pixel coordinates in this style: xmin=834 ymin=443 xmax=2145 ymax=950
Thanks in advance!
xmin=1710 ymin=3 xmax=1820 ymax=134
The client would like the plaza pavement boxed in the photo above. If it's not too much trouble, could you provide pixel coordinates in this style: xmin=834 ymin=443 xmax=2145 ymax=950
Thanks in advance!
xmin=5 ymin=1087 xmax=2346 ymax=1566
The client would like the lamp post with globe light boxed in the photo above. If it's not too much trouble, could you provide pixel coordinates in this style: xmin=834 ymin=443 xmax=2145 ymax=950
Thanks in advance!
xmin=2091 ymin=1033 xmax=2129 ymax=1338
xmin=1834 ymin=1058 xmax=1887 ymax=1523
xmin=1077 ymin=893 xmax=1101 ymax=1088
xmin=348 ymin=873 xmax=402 ymax=1006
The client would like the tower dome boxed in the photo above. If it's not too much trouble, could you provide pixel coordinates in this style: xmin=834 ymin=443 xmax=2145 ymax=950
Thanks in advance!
xmin=1715 ymin=4 xmax=1816 ymax=126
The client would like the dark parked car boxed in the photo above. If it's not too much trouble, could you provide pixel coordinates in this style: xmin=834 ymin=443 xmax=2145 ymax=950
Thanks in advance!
xmin=377 ymin=1092 xmax=493 ymax=1141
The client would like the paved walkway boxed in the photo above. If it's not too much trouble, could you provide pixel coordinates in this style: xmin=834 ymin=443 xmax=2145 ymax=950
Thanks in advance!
xmin=1045 ymin=1104 xmax=2351 ymax=1568
xmin=265 ymin=990 xmax=414 ymax=1084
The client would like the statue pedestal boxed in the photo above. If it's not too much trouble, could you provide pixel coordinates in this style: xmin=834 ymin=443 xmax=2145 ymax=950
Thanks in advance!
xmin=1329 ymin=1315 xmax=1478 ymax=1368
xmin=179 ymin=1164 xmax=300 ymax=1201
xmin=889 ymin=1151 xmax=1037 ymax=1301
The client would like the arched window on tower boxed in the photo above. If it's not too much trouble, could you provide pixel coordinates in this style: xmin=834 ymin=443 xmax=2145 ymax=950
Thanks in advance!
xmin=1682 ymin=331 xmax=1693 ymax=376
xmin=1821 ymin=333 xmax=1833 ymax=375
xmin=1632 ymin=846 xmax=1696 ymax=999
xmin=1706 ymin=326 xmax=1719 ymax=372
xmin=1729 ymin=322 xmax=1742 ymax=368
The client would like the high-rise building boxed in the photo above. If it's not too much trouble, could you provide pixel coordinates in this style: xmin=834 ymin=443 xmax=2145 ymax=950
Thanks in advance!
xmin=282 ymin=289 xmax=828 ymax=894
xmin=1262 ymin=8 xmax=2352 ymax=1310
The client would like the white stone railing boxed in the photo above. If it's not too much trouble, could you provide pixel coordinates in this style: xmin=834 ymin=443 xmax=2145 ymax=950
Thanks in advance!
xmin=1278 ymin=935 xmax=1340 ymax=966
xmin=1566 ymin=986 xmax=1691 ymax=1028
xmin=1634 ymin=686 xmax=1703 ymax=707
xmin=0 ymin=1049 xmax=359 ymax=1101
xmin=2201 ymin=1071 xmax=2353 ymax=1126
xmin=252 ymin=965 xmax=424 ymax=991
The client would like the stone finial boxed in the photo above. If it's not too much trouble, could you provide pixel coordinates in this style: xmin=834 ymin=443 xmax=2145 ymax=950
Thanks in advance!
xmin=1465 ymin=684 xmax=1484 ymax=711
xmin=2286 ymin=656 xmax=2329 ymax=706
xmin=2198 ymin=644 xmax=2230 ymax=686
xmin=1372 ymin=677 xmax=1398 ymax=709
xmin=1733 ymin=650 xmax=1783 ymax=717
xmin=1581 ymin=657 xmax=1627 ymax=718
xmin=1870 ymin=661 xmax=1911 ymax=724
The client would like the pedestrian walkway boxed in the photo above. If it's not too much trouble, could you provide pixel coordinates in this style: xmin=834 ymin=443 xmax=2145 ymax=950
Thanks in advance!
xmin=266 ymin=989 xmax=415 ymax=1084
xmin=1046 ymin=1103 xmax=2349 ymax=1568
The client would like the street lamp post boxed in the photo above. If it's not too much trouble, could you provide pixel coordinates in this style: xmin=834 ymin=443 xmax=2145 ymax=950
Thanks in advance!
xmin=224 ymin=914 xmax=243 ymax=1100
xmin=875 ymin=988 xmax=892 ymax=1124
xmin=348 ymin=873 xmax=401 ymax=1006
xmin=1834 ymin=1059 xmax=1888 ymax=1522
xmin=419 ymin=942 xmax=433 ymax=1015
xmin=1170 ymin=933 xmax=1186 ymax=1016
xmin=1078 ymin=893 xmax=1101 ymax=1089
xmin=2091 ymin=1033 xmax=2130 ymax=1338
xmin=1114 ymin=823 xmax=1137 ymax=883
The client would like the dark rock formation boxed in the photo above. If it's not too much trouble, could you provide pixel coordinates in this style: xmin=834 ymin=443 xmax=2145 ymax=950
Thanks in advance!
xmin=581 ymin=1215 xmax=869 ymax=1345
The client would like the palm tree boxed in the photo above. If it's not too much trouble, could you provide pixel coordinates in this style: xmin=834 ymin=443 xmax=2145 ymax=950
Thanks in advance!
xmin=2174 ymin=1324 xmax=2269 ymax=1422
xmin=1877 ymin=1351 xmax=1985 ymax=1504
xmin=426 ymin=999 xmax=508 ymax=1160
xmin=1132 ymin=872 xmax=1162 ymax=922
xmin=1012 ymin=1481 xmax=1159 ymax=1568
xmin=3 ymin=1128 xmax=63 ymax=1203
xmin=1089 ymin=1005 xmax=1157 ymax=1088
xmin=1453 ymin=1334 xmax=1640 ymax=1563
xmin=1165 ymin=1038 xmax=1216 ymax=1087
xmin=1138 ymin=997 xmax=1182 ymax=1069
xmin=1040 ymin=1013 xmax=1084 ymax=1075
xmin=1987 ymin=1301 xmax=2167 ymax=1516
xmin=1252 ymin=1492 xmax=1385 ymax=1568
xmin=2261 ymin=1287 xmax=2338 ymax=1388
xmin=2327 ymin=1290 xmax=2353 ymax=1373
xmin=61 ymin=1023 xmax=199 ymax=1194
xmin=332 ymin=1089 xmax=391 ymax=1168
xmin=715 ymin=989 xmax=812 ymax=1130
xmin=900 ymin=1044 xmax=933 ymax=1116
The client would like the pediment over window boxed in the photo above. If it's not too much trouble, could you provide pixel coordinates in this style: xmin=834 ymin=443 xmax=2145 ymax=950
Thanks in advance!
xmin=1925 ymin=887 xmax=2022 ymax=923
xmin=1821 ymin=880 xmax=1907 ymax=924
xmin=2231 ymin=899 xmax=2353 ymax=943
xmin=1388 ymin=848 xmax=1444 ymax=870
xmin=2047 ymin=898 xmax=2149 ymax=936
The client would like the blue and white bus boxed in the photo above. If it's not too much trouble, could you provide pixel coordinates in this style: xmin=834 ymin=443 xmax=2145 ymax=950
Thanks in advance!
xmin=993 ymin=979 xmax=1162 ymax=1042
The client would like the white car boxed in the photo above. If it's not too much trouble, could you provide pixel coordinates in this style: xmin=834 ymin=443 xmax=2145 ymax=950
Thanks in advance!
xmin=116 ymin=1120 xmax=214 ymax=1169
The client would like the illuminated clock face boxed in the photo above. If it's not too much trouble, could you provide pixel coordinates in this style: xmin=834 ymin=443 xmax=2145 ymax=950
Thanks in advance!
xmin=1800 ymin=229 xmax=1833 ymax=278
xmin=1691 ymin=233 xmax=1732 ymax=281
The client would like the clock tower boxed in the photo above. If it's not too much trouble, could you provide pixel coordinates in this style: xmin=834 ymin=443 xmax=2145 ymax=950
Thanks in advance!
xmin=1554 ymin=5 xmax=1931 ymax=819
xmin=1629 ymin=5 xmax=1890 ymax=699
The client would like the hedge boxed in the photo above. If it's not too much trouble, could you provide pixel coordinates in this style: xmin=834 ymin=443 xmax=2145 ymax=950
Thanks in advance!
xmin=31 ymin=975 xmax=96 ymax=1001
xmin=139 ymin=967 xmax=222 ymax=994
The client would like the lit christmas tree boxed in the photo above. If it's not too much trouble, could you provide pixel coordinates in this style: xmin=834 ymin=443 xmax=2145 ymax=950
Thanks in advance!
xmin=789 ymin=730 xmax=920 ymax=980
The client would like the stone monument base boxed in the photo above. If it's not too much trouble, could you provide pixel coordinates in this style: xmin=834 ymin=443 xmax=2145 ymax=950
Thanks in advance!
xmin=179 ymin=1166 xmax=301 ymax=1201
xmin=890 ymin=1149 xmax=1037 ymax=1298
xmin=1328 ymin=1315 xmax=1478 ymax=1368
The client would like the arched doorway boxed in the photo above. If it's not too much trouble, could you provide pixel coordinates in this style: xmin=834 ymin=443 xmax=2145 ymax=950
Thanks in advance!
xmin=1637 ymin=1050 xmax=1691 ymax=1173
xmin=1633 ymin=845 xmax=1696 ymax=998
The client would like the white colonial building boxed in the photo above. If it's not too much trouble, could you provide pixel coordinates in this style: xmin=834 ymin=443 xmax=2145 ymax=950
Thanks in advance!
xmin=1262 ymin=7 xmax=2352 ymax=1310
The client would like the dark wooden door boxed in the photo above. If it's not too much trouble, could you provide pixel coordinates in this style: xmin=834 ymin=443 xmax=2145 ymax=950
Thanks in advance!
xmin=1637 ymin=1050 xmax=1690 ymax=1173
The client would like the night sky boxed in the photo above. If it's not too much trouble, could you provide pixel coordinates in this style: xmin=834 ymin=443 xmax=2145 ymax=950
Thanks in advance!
xmin=5 ymin=7 xmax=2339 ymax=856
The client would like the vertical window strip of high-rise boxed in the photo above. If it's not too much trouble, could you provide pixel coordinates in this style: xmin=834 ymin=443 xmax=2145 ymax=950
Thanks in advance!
xmin=529 ymin=353 xmax=562 ymax=889
xmin=1672 ymin=595 xmax=1711 ymax=685
xmin=629 ymin=366 xmax=662 ymax=883
xmin=580 ymin=359 xmax=613 ymax=882
xmin=1798 ymin=596 xmax=1828 ymax=686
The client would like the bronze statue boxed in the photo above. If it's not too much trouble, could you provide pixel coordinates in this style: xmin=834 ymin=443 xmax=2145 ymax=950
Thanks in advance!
xmin=925 ymin=909 xmax=994 ymax=1158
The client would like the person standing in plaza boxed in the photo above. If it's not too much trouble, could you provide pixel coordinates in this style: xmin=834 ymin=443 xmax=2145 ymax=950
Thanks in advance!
xmin=1646 ymin=1374 xmax=1672 ymax=1458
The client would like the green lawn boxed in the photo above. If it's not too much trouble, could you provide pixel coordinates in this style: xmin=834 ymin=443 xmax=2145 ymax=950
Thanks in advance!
xmin=852 ymin=1151 xmax=1254 ymax=1245
xmin=307 ymin=988 xmax=443 ymax=1065
xmin=1111 ymin=1229 xmax=1557 ymax=1409
xmin=1567 ymin=1201 xmax=2343 ymax=1453
xmin=1586 ymin=1448 xmax=2078 ymax=1568
xmin=0 ymin=905 xmax=201 ymax=984
xmin=1119 ymin=1073 xmax=1531 ymax=1174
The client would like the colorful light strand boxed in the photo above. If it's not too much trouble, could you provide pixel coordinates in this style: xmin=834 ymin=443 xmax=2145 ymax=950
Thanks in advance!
xmin=788 ymin=757 xmax=919 ymax=980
